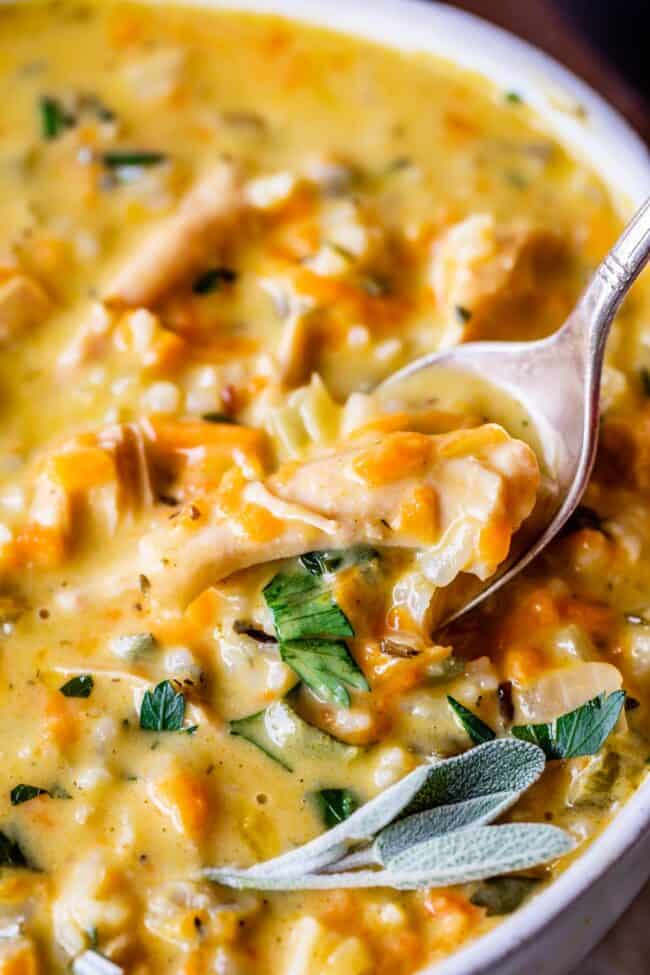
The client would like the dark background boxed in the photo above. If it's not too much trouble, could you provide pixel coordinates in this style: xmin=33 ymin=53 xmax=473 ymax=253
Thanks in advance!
xmin=446 ymin=0 xmax=649 ymax=141
xmin=560 ymin=0 xmax=648 ymax=97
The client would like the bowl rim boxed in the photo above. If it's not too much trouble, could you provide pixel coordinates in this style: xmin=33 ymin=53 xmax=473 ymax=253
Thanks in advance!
xmin=144 ymin=0 xmax=650 ymax=971
xmin=170 ymin=0 xmax=650 ymax=209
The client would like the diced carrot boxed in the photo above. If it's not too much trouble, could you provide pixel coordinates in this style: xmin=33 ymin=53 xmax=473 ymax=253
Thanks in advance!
xmin=436 ymin=423 xmax=508 ymax=459
xmin=216 ymin=467 xmax=284 ymax=542
xmin=498 ymin=586 xmax=560 ymax=645
xmin=422 ymin=890 xmax=479 ymax=943
xmin=396 ymin=486 xmax=440 ymax=544
xmin=379 ymin=930 xmax=424 ymax=972
xmin=185 ymin=587 xmax=223 ymax=629
xmin=351 ymin=409 xmax=480 ymax=440
xmin=13 ymin=524 xmax=66 ymax=569
xmin=43 ymin=689 xmax=78 ymax=747
xmin=443 ymin=110 xmax=480 ymax=140
xmin=49 ymin=446 xmax=115 ymax=493
xmin=95 ymin=865 xmax=127 ymax=898
xmin=351 ymin=433 xmax=432 ymax=486
xmin=318 ymin=890 xmax=360 ymax=928
xmin=148 ymin=417 xmax=267 ymax=454
xmin=106 ymin=7 xmax=145 ymax=47
xmin=502 ymin=643 xmax=548 ymax=685
xmin=179 ymin=953 xmax=203 ymax=975
xmin=0 ymin=940 xmax=39 ymax=975
xmin=478 ymin=513 xmax=511 ymax=568
xmin=146 ymin=329 xmax=189 ymax=375
xmin=157 ymin=772 xmax=210 ymax=839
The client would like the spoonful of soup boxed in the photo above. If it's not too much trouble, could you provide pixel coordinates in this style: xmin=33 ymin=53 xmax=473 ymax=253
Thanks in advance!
xmin=378 ymin=196 xmax=650 ymax=624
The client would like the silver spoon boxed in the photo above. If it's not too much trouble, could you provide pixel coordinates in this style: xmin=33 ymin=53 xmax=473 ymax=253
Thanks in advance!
xmin=380 ymin=196 xmax=650 ymax=625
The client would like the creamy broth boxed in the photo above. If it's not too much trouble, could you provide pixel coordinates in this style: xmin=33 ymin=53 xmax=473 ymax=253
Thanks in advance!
xmin=0 ymin=4 xmax=649 ymax=974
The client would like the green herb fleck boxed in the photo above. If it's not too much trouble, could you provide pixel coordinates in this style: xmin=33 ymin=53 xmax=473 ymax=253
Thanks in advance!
xmin=263 ymin=566 xmax=365 ymax=705
xmin=512 ymin=691 xmax=625 ymax=759
xmin=139 ymin=680 xmax=186 ymax=732
xmin=299 ymin=546 xmax=378 ymax=576
xmin=48 ymin=785 xmax=72 ymax=799
xmin=59 ymin=674 xmax=94 ymax=698
xmin=0 ymin=831 xmax=27 ymax=868
xmin=312 ymin=788 xmax=358 ymax=829
xmin=102 ymin=151 xmax=166 ymax=168
xmin=384 ymin=156 xmax=413 ymax=174
xmin=39 ymin=95 xmax=72 ymax=140
xmin=505 ymin=90 xmax=524 ymax=105
xmin=192 ymin=267 xmax=238 ymax=294
xmin=470 ymin=876 xmax=539 ymax=915
xmin=279 ymin=638 xmax=369 ymax=707
xmin=506 ymin=170 xmax=528 ymax=189
xmin=201 ymin=412 xmax=237 ymax=424
xmin=447 ymin=696 xmax=496 ymax=745
xmin=10 ymin=785 xmax=48 ymax=806
xmin=263 ymin=570 xmax=353 ymax=642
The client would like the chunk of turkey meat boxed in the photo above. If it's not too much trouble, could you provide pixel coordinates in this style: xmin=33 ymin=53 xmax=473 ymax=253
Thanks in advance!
xmin=104 ymin=160 xmax=246 ymax=308
xmin=137 ymin=424 xmax=539 ymax=607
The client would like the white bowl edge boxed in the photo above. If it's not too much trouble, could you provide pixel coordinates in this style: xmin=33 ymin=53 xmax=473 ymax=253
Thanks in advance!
xmin=98 ymin=0 xmax=650 ymax=970
xmin=166 ymin=0 xmax=650 ymax=212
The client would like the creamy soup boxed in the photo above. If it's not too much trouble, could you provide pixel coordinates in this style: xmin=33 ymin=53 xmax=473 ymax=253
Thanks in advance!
xmin=0 ymin=3 xmax=649 ymax=974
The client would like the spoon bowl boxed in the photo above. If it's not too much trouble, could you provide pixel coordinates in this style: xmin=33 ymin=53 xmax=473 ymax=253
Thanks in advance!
xmin=380 ymin=197 xmax=650 ymax=624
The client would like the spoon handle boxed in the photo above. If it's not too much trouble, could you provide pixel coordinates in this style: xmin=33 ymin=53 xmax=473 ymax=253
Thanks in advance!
xmin=566 ymin=195 xmax=650 ymax=360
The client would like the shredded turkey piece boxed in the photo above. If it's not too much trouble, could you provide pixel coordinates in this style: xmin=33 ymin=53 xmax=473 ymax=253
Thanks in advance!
xmin=137 ymin=424 xmax=540 ymax=606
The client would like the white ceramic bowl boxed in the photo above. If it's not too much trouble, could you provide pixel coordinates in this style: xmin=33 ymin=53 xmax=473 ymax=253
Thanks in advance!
xmin=174 ymin=1 xmax=650 ymax=971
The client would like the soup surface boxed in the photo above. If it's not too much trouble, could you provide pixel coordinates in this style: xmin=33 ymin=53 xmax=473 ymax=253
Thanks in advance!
xmin=0 ymin=3 xmax=649 ymax=974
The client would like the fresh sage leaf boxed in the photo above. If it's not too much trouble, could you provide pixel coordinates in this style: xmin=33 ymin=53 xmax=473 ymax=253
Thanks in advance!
xmin=279 ymin=638 xmax=368 ymax=707
xmin=205 ymin=739 xmax=547 ymax=887
xmin=374 ymin=792 xmax=517 ymax=864
xmin=139 ymin=680 xmax=185 ymax=732
xmin=512 ymin=691 xmax=626 ymax=759
xmin=470 ymin=875 xmax=539 ymax=915
xmin=226 ymin=756 xmax=431 ymax=881
xmin=313 ymin=789 xmax=358 ymax=829
xmin=10 ymin=785 xmax=48 ymax=806
xmin=377 ymin=823 xmax=571 ymax=883
xmin=398 ymin=738 xmax=545 ymax=819
xmin=447 ymin=696 xmax=496 ymax=744
xmin=263 ymin=570 xmax=353 ymax=641
xmin=60 ymin=674 xmax=94 ymax=698
xmin=0 ymin=831 xmax=28 ymax=868
xmin=209 ymin=824 xmax=572 ymax=890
